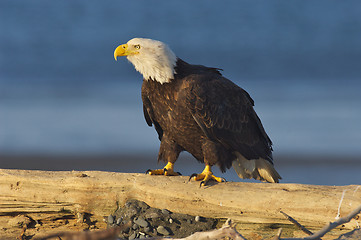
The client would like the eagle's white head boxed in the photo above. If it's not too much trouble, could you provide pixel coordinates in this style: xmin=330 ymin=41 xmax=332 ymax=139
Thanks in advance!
xmin=114 ymin=38 xmax=177 ymax=84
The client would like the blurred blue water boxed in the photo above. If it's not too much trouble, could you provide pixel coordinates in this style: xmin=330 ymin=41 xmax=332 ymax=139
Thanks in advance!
xmin=1 ymin=80 xmax=361 ymax=158
xmin=1 ymin=1 xmax=361 ymax=159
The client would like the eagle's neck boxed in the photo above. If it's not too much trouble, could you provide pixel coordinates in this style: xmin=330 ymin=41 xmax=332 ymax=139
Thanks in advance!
xmin=127 ymin=48 xmax=177 ymax=84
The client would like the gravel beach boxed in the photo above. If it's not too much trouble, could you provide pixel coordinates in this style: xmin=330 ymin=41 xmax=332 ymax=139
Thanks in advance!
xmin=107 ymin=199 xmax=217 ymax=239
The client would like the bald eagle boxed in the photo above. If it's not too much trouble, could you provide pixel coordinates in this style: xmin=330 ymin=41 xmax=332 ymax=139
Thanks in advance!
xmin=114 ymin=38 xmax=281 ymax=185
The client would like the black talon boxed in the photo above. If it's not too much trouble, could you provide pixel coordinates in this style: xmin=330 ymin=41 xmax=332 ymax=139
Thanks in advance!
xmin=189 ymin=173 xmax=198 ymax=182
xmin=177 ymin=172 xmax=182 ymax=176
xmin=221 ymin=178 xmax=227 ymax=182
xmin=146 ymin=169 xmax=152 ymax=174
xmin=163 ymin=168 xmax=168 ymax=172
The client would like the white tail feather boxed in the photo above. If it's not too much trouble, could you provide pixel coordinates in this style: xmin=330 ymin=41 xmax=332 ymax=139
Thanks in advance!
xmin=232 ymin=153 xmax=281 ymax=183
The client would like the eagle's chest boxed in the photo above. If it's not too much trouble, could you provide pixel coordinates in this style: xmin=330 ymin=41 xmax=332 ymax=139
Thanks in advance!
xmin=145 ymin=82 xmax=201 ymax=137
xmin=149 ymin=89 xmax=186 ymax=127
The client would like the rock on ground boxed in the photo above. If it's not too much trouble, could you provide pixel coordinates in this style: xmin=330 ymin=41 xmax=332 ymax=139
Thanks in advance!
xmin=107 ymin=199 xmax=217 ymax=239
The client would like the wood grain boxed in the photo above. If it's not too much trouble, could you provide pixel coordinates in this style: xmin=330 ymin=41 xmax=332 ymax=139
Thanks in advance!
xmin=0 ymin=169 xmax=360 ymax=239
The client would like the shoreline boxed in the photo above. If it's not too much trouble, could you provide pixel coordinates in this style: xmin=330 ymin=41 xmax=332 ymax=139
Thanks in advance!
xmin=1 ymin=153 xmax=360 ymax=186
xmin=1 ymin=152 xmax=360 ymax=167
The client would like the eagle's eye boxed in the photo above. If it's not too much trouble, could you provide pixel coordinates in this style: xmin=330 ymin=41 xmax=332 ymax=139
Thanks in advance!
xmin=134 ymin=45 xmax=141 ymax=49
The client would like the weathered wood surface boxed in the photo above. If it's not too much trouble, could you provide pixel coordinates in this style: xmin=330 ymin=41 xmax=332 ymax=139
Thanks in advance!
xmin=0 ymin=169 xmax=360 ymax=239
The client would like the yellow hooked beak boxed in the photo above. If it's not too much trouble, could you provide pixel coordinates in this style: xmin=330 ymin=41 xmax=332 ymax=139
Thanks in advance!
xmin=114 ymin=44 xmax=129 ymax=61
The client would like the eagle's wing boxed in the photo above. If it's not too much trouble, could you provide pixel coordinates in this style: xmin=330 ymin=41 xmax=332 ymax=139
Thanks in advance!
xmin=186 ymin=76 xmax=280 ymax=182
xmin=187 ymin=76 xmax=272 ymax=160
xmin=186 ymin=75 xmax=281 ymax=182
xmin=142 ymin=86 xmax=163 ymax=141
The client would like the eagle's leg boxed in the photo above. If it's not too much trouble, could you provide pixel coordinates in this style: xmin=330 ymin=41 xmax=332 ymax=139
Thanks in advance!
xmin=189 ymin=140 xmax=227 ymax=186
xmin=146 ymin=162 xmax=181 ymax=176
xmin=146 ymin=135 xmax=182 ymax=176
xmin=190 ymin=165 xmax=225 ymax=186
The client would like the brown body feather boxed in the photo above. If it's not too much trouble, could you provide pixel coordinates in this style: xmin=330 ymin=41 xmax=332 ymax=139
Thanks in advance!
xmin=142 ymin=59 xmax=281 ymax=182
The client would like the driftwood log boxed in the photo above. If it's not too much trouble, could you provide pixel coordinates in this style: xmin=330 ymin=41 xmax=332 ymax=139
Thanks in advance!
xmin=0 ymin=169 xmax=360 ymax=239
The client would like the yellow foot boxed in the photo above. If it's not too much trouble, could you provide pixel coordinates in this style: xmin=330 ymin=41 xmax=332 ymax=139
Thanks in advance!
xmin=189 ymin=165 xmax=226 ymax=186
xmin=146 ymin=162 xmax=181 ymax=176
